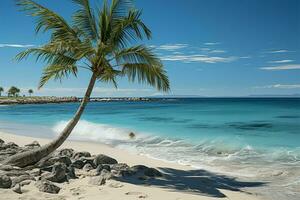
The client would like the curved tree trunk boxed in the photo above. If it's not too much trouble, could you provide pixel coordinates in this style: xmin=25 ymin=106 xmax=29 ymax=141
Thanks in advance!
xmin=3 ymin=73 xmax=97 ymax=167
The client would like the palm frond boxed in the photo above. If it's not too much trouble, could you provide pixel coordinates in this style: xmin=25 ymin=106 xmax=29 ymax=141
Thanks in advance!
xmin=97 ymin=66 xmax=121 ymax=88
xmin=109 ymin=9 xmax=151 ymax=49
xmin=15 ymin=45 xmax=77 ymax=66
xmin=72 ymin=0 xmax=98 ymax=41
xmin=114 ymin=45 xmax=159 ymax=65
xmin=110 ymin=0 xmax=133 ymax=21
xmin=39 ymin=65 xmax=78 ymax=89
xmin=17 ymin=0 xmax=80 ymax=44
xmin=121 ymin=63 xmax=170 ymax=92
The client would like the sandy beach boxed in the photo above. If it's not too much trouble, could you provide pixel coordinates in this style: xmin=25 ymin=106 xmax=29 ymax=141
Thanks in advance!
xmin=0 ymin=131 xmax=262 ymax=200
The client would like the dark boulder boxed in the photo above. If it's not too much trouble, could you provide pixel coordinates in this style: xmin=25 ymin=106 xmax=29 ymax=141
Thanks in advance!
xmin=41 ymin=163 xmax=67 ymax=183
xmin=0 ymin=175 xmax=12 ymax=188
xmin=72 ymin=151 xmax=91 ymax=160
xmin=71 ymin=160 xmax=85 ymax=169
xmin=93 ymin=154 xmax=117 ymax=166
xmin=55 ymin=148 xmax=74 ymax=158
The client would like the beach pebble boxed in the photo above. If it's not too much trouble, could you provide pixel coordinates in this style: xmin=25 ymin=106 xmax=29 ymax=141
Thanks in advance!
xmin=35 ymin=180 xmax=61 ymax=194
xmin=93 ymin=154 xmax=118 ymax=166
xmin=12 ymin=183 xmax=22 ymax=194
xmin=0 ymin=174 xmax=12 ymax=188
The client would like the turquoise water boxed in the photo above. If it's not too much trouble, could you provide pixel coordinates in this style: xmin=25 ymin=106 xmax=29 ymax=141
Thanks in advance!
xmin=0 ymin=98 xmax=300 ymax=198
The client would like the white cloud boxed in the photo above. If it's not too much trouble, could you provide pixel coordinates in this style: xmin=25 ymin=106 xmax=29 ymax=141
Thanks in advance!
xmin=160 ymin=54 xmax=237 ymax=63
xmin=204 ymin=42 xmax=220 ymax=45
xmin=156 ymin=44 xmax=188 ymax=51
xmin=254 ymin=84 xmax=300 ymax=89
xmin=260 ymin=64 xmax=300 ymax=70
xmin=0 ymin=44 xmax=35 ymax=48
xmin=208 ymin=50 xmax=226 ymax=53
xmin=268 ymin=60 xmax=294 ymax=64
xmin=267 ymin=49 xmax=289 ymax=53
xmin=240 ymin=56 xmax=251 ymax=59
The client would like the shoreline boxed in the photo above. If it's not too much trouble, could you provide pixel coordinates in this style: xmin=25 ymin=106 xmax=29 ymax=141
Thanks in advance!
xmin=0 ymin=131 xmax=262 ymax=200
xmin=0 ymin=97 xmax=152 ymax=105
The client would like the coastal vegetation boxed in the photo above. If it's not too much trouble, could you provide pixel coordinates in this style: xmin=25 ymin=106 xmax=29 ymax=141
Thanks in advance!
xmin=4 ymin=0 xmax=170 ymax=167
xmin=7 ymin=86 xmax=20 ymax=97
xmin=28 ymin=89 xmax=33 ymax=96
xmin=0 ymin=87 xmax=3 ymax=96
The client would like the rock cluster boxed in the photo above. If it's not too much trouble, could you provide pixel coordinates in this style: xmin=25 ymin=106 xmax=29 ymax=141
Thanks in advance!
xmin=0 ymin=139 xmax=163 ymax=194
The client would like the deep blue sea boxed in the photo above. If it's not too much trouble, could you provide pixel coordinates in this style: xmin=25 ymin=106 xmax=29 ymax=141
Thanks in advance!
xmin=0 ymin=98 xmax=299 ymax=198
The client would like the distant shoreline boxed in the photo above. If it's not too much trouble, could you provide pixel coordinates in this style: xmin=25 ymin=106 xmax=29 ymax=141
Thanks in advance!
xmin=0 ymin=96 xmax=152 ymax=105
xmin=0 ymin=96 xmax=299 ymax=105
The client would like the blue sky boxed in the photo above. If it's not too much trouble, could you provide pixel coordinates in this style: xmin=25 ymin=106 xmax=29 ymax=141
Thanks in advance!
xmin=0 ymin=0 xmax=299 ymax=97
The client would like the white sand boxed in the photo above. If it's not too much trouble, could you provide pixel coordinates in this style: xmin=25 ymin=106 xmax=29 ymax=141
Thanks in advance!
xmin=0 ymin=131 xmax=262 ymax=200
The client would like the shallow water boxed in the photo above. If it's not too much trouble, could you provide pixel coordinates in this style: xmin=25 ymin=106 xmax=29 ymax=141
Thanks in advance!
xmin=0 ymin=98 xmax=299 ymax=199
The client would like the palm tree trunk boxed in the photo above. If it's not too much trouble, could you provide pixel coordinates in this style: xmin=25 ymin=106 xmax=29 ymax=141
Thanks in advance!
xmin=3 ymin=73 xmax=97 ymax=167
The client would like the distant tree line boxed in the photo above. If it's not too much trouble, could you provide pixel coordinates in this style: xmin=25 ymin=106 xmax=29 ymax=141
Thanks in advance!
xmin=0 ymin=86 xmax=33 ymax=97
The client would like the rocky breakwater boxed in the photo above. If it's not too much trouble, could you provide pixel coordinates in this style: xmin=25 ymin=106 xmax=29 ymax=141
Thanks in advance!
xmin=0 ymin=139 xmax=163 ymax=194
xmin=0 ymin=96 xmax=78 ymax=105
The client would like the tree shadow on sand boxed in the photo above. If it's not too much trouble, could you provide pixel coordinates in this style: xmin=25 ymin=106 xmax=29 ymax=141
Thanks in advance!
xmin=115 ymin=167 xmax=266 ymax=198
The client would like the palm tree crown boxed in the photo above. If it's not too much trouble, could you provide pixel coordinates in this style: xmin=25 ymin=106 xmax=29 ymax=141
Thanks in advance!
xmin=16 ymin=0 xmax=170 ymax=92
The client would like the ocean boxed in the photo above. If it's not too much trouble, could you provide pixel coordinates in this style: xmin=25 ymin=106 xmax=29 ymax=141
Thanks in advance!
xmin=0 ymin=97 xmax=299 ymax=199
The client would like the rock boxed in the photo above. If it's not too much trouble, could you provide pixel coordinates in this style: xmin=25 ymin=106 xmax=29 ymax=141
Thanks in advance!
xmin=20 ymin=180 xmax=31 ymax=186
xmin=29 ymin=168 xmax=41 ymax=176
xmin=6 ymin=142 xmax=18 ymax=148
xmin=72 ymin=151 xmax=91 ymax=160
xmin=24 ymin=141 xmax=40 ymax=148
xmin=95 ymin=164 xmax=111 ymax=174
xmin=66 ymin=166 xmax=76 ymax=179
xmin=82 ymin=163 xmax=94 ymax=172
xmin=42 ymin=163 xmax=67 ymax=183
xmin=93 ymin=154 xmax=118 ymax=166
xmin=130 ymin=165 xmax=148 ymax=173
xmin=55 ymin=148 xmax=74 ymax=158
xmin=35 ymin=180 xmax=60 ymax=194
xmin=0 ymin=175 xmax=12 ymax=188
xmin=111 ymin=163 xmax=130 ymax=171
xmin=0 ymin=139 xmax=4 ymax=144
xmin=12 ymin=183 xmax=21 ymax=194
xmin=88 ymin=169 xmax=112 ymax=186
xmin=80 ymin=157 xmax=96 ymax=168
xmin=37 ymin=156 xmax=72 ymax=168
xmin=88 ymin=175 xmax=106 ymax=186
xmin=11 ymin=174 xmax=35 ymax=187
xmin=71 ymin=160 xmax=85 ymax=169
xmin=129 ymin=132 xmax=136 ymax=139
xmin=144 ymin=168 xmax=162 ymax=177
xmin=130 ymin=165 xmax=162 ymax=177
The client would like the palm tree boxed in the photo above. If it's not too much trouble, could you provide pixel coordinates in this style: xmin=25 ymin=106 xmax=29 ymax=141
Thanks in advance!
xmin=8 ymin=86 xmax=21 ymax=97
xmin=28 ymin=89 xmax=34 ymax=96
xmin=0 ymin=87 xmax=3 ymax=97
xmin=4 ymin=0 xmax=169 ymax=167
